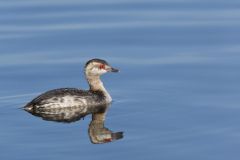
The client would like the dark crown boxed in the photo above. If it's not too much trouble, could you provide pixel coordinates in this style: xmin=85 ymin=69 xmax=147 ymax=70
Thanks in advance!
xmin=85 ymin=59 xmax=109 ymax=68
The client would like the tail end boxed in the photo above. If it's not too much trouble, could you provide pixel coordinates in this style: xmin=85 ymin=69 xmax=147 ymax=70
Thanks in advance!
xmin=23 ymin=104 xmax=34 ymax=112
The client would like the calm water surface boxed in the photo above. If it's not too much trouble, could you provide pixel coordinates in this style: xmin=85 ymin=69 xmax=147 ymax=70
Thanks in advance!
xmin=0 ymin=0 xmax=240 ymax=159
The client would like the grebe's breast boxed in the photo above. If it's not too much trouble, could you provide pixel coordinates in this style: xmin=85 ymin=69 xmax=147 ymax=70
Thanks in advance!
xmin=24 ymin=88 xmax=107 ymax=113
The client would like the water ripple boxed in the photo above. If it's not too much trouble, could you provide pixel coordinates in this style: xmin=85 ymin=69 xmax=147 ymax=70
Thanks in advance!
xmin=0 ymin=93 xmax=40 ymax=100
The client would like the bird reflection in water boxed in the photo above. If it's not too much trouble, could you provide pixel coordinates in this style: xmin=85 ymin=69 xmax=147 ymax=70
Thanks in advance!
xmin=24 ymin=104 xmax=123 ymax=144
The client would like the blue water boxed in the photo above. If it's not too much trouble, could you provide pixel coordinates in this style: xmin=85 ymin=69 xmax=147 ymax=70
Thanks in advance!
xmin=1 ymin=0 xmax=240 ymax=159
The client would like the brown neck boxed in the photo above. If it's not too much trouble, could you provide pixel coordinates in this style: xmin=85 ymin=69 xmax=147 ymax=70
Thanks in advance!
xmin=92 ymin=112 xmax=106 ymax=122
xmin=86 ymin=74 xmax=112 ymax=103
xmin=86 ymin=75 xmax=104 ymax=91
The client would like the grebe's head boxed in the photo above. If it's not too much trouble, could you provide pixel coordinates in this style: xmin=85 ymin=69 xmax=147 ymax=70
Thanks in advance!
xmin=85 ymin=58 xmax=119 ymax=76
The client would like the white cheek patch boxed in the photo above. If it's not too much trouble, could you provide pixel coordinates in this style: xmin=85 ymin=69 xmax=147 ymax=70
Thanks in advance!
xmin=91 ymin=67 xmax=107 ymax=75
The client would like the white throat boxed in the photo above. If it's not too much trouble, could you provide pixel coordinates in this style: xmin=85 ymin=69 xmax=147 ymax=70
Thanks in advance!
xmin=86 ymin=75 xmax=112 ymax=103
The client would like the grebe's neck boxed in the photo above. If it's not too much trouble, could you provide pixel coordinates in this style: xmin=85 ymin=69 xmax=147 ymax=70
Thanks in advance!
xmin=86 ymin=75 xmax=112 ymax=103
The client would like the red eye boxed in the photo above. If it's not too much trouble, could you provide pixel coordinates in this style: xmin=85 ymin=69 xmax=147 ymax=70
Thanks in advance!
xmin=99 ymin=64 xmax=105 ymax=69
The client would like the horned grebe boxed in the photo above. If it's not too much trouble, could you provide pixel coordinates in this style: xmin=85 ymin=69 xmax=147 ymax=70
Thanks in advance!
xmin=24 ymin=58 xmax=119 ymax=113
